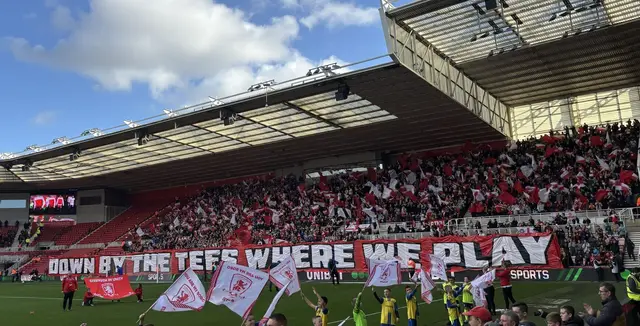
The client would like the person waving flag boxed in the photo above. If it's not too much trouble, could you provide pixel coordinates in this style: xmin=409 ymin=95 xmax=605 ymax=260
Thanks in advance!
xmin=352 ymin=292 xmax=367 ymax=326
xmin=405 ymin=281 xmax=419 ymax=326
xmin=373 ymin=287 xmax=399 ymax=326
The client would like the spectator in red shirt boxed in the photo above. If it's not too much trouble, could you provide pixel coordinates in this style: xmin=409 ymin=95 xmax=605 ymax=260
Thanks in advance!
xmin=82 ymin=287 xmax=94 ymax=307
xmin=61 ymin=274 xmax=78 ymax=311
xmin=135 ymin=283 xmax=144 ymax=303
xmin=495 ymin=261 xmax=516 ymax=310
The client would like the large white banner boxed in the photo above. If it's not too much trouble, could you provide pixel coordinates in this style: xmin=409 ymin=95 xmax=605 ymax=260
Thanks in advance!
xmin=268 ymin=255 xmax=301 ymax=295
xmin=151 ymin=267 xmax=206 ymax=312
xmin=207 ymin=261 xmax=269 ymax=319
xmin=364 ymin=259 xmax=401 ymax=287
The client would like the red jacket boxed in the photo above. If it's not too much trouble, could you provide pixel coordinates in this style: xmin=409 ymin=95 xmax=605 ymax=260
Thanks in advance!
xmin=62 ymin=276 xmax=78 ymax=293
xmin=135 ymin=288 xmax=143 ymax=296
xmin=83 ymin=291 xmax=94 ymax=301
xmin=495 ymin=269 xmax=512 ymax=287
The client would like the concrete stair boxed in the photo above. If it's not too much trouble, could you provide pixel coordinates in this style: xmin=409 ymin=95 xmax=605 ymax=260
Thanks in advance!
xmin=623 ymin=230 xmax=640 ymax=269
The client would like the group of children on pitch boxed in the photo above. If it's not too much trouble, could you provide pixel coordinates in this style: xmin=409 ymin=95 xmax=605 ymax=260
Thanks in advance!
xmin=302 ymin=276 xmax=492 ymax=326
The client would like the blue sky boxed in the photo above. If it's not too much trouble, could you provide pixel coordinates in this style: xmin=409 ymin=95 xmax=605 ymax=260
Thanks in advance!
xmin=0 ymin=0 xmax=394 ymax=155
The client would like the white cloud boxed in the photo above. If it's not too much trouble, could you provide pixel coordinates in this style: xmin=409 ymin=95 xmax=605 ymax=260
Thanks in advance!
xmin=298 ymin=0 xmax=380 ymax=29
xmin=50 ymin=5 xmax=75 ymax=31
xmin=7 ymin=0 xmax=348 ymax=104
xmin=32 ymin=111 xmax=57 ymax=126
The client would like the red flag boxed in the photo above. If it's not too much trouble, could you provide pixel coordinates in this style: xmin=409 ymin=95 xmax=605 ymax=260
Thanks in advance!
xmin=498 ymin=192 xmax=517 ymax=205
xmin=514 ymin=181 xmax=524 ymax=193
xmin=544 ymin=147 xmax=557 ymax=158
xmin=367 ymin=167 xmax=377 ymax=181
xmin=620 ymin=170 xmax=638 ymax=184
xmin=443 ymin=164 xmax=453 ymax=177
xmin=595 ymin=189 xmax=609 ymax=202
xmin=590 ymin=136 xmax=603 ymax=147
xmin=84 ymin=276 xmax=135 ymax=300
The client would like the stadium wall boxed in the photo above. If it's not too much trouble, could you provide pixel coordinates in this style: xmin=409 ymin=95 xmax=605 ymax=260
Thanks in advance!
xmin=76 ymin=189 xmax=105 ymax=222
xmin=0 ymin=193 xmax=29 ymax=224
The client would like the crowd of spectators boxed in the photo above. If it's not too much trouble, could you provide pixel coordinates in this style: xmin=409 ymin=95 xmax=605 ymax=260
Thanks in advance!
xmin=0 ymin=223 xmax=17 ymax=248
xmin=120 ymin=121 xmax=640 ymax=251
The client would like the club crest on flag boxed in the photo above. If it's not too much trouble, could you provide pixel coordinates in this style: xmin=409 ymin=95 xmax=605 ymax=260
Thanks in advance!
xmin=379 ymin=266 xmax=391 ymax=281
xmin=283 ymin=267 xmax=294 ymax=280
xmin=229 ymin=274 xmax=252 ymax=298
xmin=172 ymin=284 xmax=196 ymax=305
xmin=101 ymin=283 xmax=115 ymax=296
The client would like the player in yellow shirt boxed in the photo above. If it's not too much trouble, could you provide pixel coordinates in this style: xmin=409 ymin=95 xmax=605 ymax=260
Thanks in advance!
xmin=461 ymin=277 xmax=475 ymax=322
xmin=405 ymin=281 xmax=419 ymax=326
xmin=373 ymin=287 xmax=399 ymax=326
xmin=301 ymin=287 xmax=329 ymax=326
xmin=442 ymin=276 xmax=460 ymax=310
xmin=444 ymin=285 xmax=462 ymax=326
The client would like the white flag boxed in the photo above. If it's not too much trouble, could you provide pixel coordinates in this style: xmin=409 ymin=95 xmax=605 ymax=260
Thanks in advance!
xmin=136 ymin=227 xmax=145 ymax=237
xmin=207 ymin=261 xmax=269 ymax=319
xmin=471 ymin=271 xmax=484 ymax=307
xmin=429 ymin=254 xmax=448 ymax=281
xmin=470 ymin=270 xmax=495 ymax=289
xmin=262 ymin=281 xmax=290 ymax=320
xmin=419 ymin=269 xmax=435 ymax=303
xmin=269 ymin=255 xmax=301 ymax=296
xmin=364 ymin=259 xmax=401 ymax=287
xmin=150 ymin=267 xmax=206 ymax=312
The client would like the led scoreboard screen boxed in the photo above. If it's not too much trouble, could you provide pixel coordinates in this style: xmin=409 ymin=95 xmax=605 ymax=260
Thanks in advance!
xmin=29 ymin=193 xmax=77 ymax=215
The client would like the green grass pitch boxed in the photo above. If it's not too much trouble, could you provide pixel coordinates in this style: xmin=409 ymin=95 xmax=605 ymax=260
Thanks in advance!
xmin=0 ymin=281 xmax=626 ymax=326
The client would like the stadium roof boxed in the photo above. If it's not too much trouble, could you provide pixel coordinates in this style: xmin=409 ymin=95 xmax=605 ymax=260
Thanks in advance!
xmin=0 ymin=58 xmax=507 ymax=192
xmin=384 ymin=0 xmax=640 ymax=105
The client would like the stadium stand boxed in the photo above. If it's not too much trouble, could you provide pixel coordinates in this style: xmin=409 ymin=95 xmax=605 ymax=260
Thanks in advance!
xmin=1 ymin=122 xmax=638 ymax=272
xmin=0 ymin=226 xmax=17 ymax=248
xmin=78 ymin=204 xmax=166 ymax=245
xmin=118 ymin=122 xmax=637 ymax=251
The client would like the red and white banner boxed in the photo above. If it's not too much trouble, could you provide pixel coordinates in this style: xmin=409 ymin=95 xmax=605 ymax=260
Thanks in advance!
xmin=470 ymin=270 xmax=495 ymax=288
xmin=151 ymin=267 xmax=206 ymax=312
xmin=419 ymin=269 xmax=435 ymax=303
xmin=207 ymin=261 xmax=269 ymax=319
xmin=268 ymin=256 xmax=300 ymax=295
xmin=364 ymin=259 xmax=401 ymax=287
xmin=47 ymin=233 xmax=563 ymax=275
xmin=83 ymin=276 xmax=135 ymax=300
xmin=428 ymin=254 xmax=448 ymax=281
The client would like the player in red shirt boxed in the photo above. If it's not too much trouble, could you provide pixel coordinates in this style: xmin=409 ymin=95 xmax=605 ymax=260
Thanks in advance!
xmin=135 ymin=283 xmax=144 ymax=303
xmin=82 ymin=287 xmax=94 ymax=307
xmin=494 ymin=261 xmax=516 ymax=309
xmin=61 ymin=274 xmax=78 ymax=311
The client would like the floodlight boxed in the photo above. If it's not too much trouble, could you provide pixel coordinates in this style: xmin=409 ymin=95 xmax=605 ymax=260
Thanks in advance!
xmin=247 ymin=80 xmax=275 ymax=92
xmin=21 ymin=160 xmax=33 ymax=172
xmin=335 ymin=84 xmax=350 ymax=101
xmin=52 ymin=137 xmax=70 ymax=145
xmin=208 ymin=97 xmax=224 ymax=106
xmin=81 ymin=128 xmax=103 ymax=137
xmin=26 ymin=145 xmax=42 ymax=153
xmin=163 ymin=109 xmax=177 ymax=117
xmin=306 ymin=63 xmax=340 ymax=77
xmin=124 ymin=120 xmax=139 ymax=128
xmin=69 ymin=148 xmax=82 ymax=162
